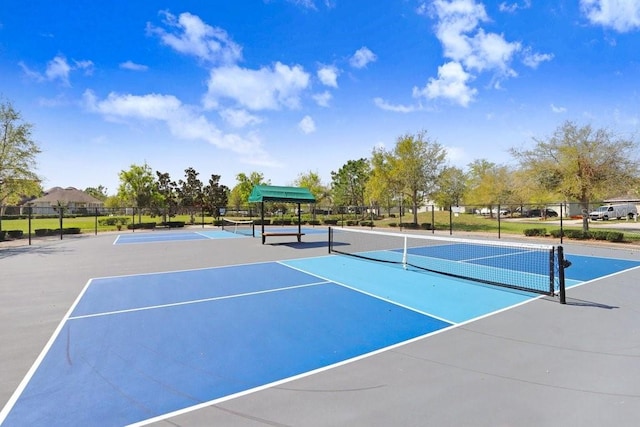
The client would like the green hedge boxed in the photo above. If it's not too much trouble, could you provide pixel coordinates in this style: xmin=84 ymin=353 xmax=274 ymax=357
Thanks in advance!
xmin=127 ymin=222 xmax=156 ymax=230
xmin=162 ymin=221 xmax=185 ymax=228
xmin=400 ymin=222 xmax=419 ymax=229
xmin=323 ymin=219 xmax=338 ymax=225
xmin=98 ymin=216 xmax=130 ymax=226
xmin=523 ymin=228 xmax=546 ymax=236
xmin=7 ymin=230 xmax=24 ymax=239
xmin=420 ymin=223 xmax=432 ymax=230
xmin=359 ymin=221 xmax=374 ymax=227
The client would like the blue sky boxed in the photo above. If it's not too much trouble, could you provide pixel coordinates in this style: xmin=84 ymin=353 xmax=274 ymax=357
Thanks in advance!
xmin=1 ymin=0 xmax=639 ymax=194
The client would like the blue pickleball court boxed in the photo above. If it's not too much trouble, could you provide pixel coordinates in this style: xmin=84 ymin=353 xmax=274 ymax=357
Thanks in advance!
xmin=2 ymin=240 xmax=639 ymax=426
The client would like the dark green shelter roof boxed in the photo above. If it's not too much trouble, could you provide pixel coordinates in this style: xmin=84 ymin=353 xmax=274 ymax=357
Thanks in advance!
xmin=248 ymin=185 xmax=316 ymax=204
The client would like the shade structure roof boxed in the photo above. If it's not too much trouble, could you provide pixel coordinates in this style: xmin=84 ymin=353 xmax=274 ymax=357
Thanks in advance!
xmin=248 ymin=185 xmax=316 ymax=204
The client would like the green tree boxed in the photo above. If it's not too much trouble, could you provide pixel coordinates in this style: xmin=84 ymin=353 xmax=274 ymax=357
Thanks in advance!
xmin=331 ymin=158 xmax=370 ymax=213
xmin=178 ymin=167 xmax=203 ymax=224
xmin=432 ymin=166 xmax=467 ymax=209
xmin=464 ymin=160 xmax=513 ymax=216
xmin=511 ymin=121 xmax=640 ymax=230
xmin=392 ymin=131 xmax=447 ymax=225
xmin=231 ymin=171 xmax=269 ymax=214
xmin=293 ymin=170 xmax=329 ymax=215
xmin=84 ymin=185 xmax=109 ymax=201
xmin=153 ymin=171 xmax=178 ymax=223
xmin=203 ymin=174 xmax=229 ymax=218
xmin=117 ymin=163 xmax=155 ymax=222
xmin=366 ymin=147 xmax=399 ymax=216
xmin=0 ymin=100 xmax=42 ymax=215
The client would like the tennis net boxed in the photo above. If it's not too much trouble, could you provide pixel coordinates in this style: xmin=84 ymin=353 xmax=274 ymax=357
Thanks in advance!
xmin=328 ymin=227 xmax=564 ymax=297
xmin=221 ymin=218 xmax=255 ymax=237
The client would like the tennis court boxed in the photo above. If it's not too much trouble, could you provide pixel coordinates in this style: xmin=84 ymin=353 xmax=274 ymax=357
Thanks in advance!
xmin=2 ymin=228 xmax=640 ymax=426
xmin=114 ymin=225 xmax=326 ymax=245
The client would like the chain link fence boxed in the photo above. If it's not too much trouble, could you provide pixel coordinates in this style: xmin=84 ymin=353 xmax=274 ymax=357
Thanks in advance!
xmin=1 ymin=201 xmax=640 ymax=246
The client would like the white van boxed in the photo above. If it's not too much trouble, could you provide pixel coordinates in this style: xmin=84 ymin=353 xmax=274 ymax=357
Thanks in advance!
xmin=589 ymin=203 xmax=638 ymax=221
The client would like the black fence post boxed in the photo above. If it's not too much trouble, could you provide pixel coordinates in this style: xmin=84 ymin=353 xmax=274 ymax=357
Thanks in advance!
xmin=498 ymin=204 xmax=501 ymax=239
xmin=59 ymin=206 xmax=64 ymax=240
xmin=28 ymin=207 xmax=32 ymax=245
xmin=560 ymin=203 xmax=564 ymax=244
xmin=95 ymin=208 xmax=98 ymax=235
xmin=431 ymin=205 xmax=435 ymax=234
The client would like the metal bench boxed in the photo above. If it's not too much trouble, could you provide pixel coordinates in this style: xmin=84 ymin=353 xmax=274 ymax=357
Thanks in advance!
xmin=261 ymin=232 xmax=305 ymax=244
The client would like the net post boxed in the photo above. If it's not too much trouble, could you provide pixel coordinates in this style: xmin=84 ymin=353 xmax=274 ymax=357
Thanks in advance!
xmin=557 ymin=245 xmax=567 ymax=304
xmin=402 ymin=235 xmax=408 ymax=270
xmin=328 ymin=226 xmax=333 ymax=254
xmin=549 ymin=247 xmax=555 ymax=296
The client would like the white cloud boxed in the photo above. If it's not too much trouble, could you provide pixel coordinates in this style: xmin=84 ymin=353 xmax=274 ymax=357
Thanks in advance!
xmin=298 ymin=115 xmax=316 ymax=134
xmin=120 ymin=61 xmax=149 ymax=71
xmin=551 ymin=104 xmax=567 ymax=113
xmin=580 ymin=0 xmax=640 ymax=32
xmin=45 ymin=56 xmax=72 ymax=85
xmin=431 ymin=0 xmax=520 ymax=77
xmin=19 ymin=55 xmax=92 ymax=86
xmin=522 ymin=49 xmax=554 ymax=68
xmin=414 ymin=61 xmax=477 ymax=107
xmin=219 ymin=108 xmax=263 ymax=128
xmin=349 ymin=47 xmax=377 ymax=69
xmin=317 ymin=65 xmax=339 ymax=87
xmin=312 ymin=91 xmax=332 ymax=107
xmin=418 ymin=0 xmax=553 ymax=105
xmin=499 ymin=1 xmax=531 ymax=13
xmin=373 ymin=97 xmax=418 ymax=113
xmin=148 ymin=11 xmax=242 ymax=65
xmin=204 ymin=62 xmax=310 ymax=111
xmin=82 ymin=90 xmax=278 ymax=166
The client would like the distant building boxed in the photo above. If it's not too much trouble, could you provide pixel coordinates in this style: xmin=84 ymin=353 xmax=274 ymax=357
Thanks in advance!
xmin=27 ymin=187 xmax=104 ymax=215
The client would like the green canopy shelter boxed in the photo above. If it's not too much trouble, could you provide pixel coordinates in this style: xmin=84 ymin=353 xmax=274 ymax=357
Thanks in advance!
xmin=248 ymin=185 xmax=316 ymax=244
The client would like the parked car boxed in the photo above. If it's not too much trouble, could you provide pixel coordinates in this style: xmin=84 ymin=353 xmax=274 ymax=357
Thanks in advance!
xmin=525 ymin=208 xmax=558 ymax=218
xmin=589 ymin=203 xmax=638 ymax=220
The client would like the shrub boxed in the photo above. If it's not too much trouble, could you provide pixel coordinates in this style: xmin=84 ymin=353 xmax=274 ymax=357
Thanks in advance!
xmin=98 ymin=216 xmax=129 ymax=226
xmin=0 ymin=230 xmax=6 ymax=241
xmin=323 ymin=219 xmax=338 ymax=225
xmin=401 ymin=222 xmax=419 ymax=229
xmin=590 ymin=230 xmax=609 ymax=240
xmin=346 ymin=220 xmax=358 ymax=226
xmin=307 ymin=219 xmax=321 ymax=226
xmin=254 ymin=219 xmax=271 ymax=225
xmin=272 ymin=218 xmax=292 ymax=225
xmin=420 ymin=223 xmax=432 ymax=230
xmin=35 ymin=228 xmax=51 ymax=237
xmin=549 ymin=229 xmax=564 ymax=238
xmin=565 ymin=230 xmax=590 ymax=240
xmin=359 ymin=221 xmax=374 ymax=227
xmin=163 ymin=221 xmax=185 ymax=228
xmin=523 ymin=228 xmax=546 ymax=237
xmin=7 ymin=230 xmax=23 ymax=239
xmin=606 ymin=231 xmax=624 ymax=242
xmin=63 ymin=227 xmax=81 ymax=235
xmin=127 ymin=222 xmax=156 ymax=230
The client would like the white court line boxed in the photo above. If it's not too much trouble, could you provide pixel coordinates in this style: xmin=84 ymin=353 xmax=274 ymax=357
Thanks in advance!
xmin=69 ymin=281 xmax=330 ymax=320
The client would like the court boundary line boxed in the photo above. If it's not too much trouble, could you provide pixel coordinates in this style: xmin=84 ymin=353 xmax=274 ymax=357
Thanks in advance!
xmin=0 ymin=276 xmax=94 ymax=424
xmin=112 ymin=231 xmax=217 ymax=246
xmin=69 ymin=281 xmax=330 ymax=320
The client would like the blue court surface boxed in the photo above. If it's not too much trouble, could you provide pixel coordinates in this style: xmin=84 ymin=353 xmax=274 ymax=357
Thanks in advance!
xmin=114 ymin=227 xmax=326 ymax=245
xmin=1 ymin=251 xmax=639 ymax=426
